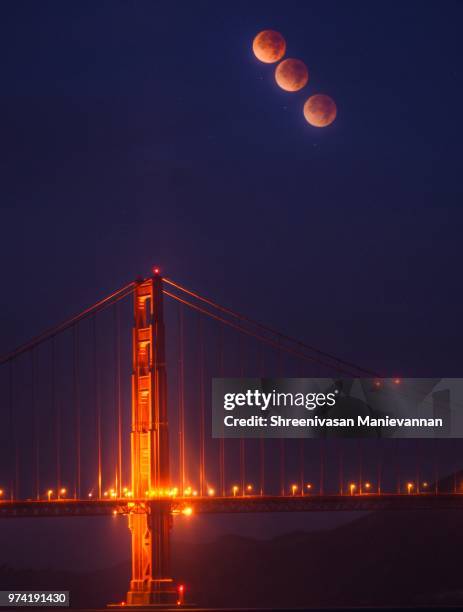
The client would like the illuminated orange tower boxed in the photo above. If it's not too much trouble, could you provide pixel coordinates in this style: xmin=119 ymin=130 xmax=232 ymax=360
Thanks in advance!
xmin=126 ymin=271 xmax=177 ymax=606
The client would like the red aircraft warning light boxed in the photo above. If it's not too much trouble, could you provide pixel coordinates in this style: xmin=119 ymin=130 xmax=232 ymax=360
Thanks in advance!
xmin=152 ymin=266 xmax=161 ymax=276
xmin=177 ymin=585 xmax=185 ymax=606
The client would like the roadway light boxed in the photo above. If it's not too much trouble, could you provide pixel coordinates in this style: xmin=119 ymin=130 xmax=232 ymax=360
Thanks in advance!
xmin=246 ymin=484 xmax=253 ymax=493
xmin=47 ymin=489 xmax=53 ymax=501
xmin=88 ymin=492 xmax=93 ymax=498
xmin=0 ymin=489 xmax=4 ymax=497
xmin=306 ymin=483 xmax=313 ymax=491
xmin=291 ymin=484 xmax=298 ymax=496
xmin=232 ymin=485 xmax=239 ymax=497
xmin=407 ymin=482 xmax=414 ymax=494
xmin=349 ymin=483 xmax=356 ymax=496
xmin=422 ymin=482 xmax=428 ymax=489
xmin=364 ymin=482 xmax=371 ymax=491
xmin=207 ymin=487 xmax=215 ymax=496
xmin=182 ymin=506 xmax=193 ymax=516
xmin=184 ymin=486 xmax=192 ymax=496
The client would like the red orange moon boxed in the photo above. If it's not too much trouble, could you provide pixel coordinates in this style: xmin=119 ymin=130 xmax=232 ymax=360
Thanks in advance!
xmin=275 ymin=58 xmax=308 ymax=92
xmin=253 ymin=30 xmax=286 ymax=63
xmin=303 ymin=94 xmax=337 ymax=127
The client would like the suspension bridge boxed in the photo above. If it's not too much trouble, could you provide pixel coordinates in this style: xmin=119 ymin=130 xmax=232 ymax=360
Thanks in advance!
xmin=0 ymin=269 xmax=461 ymax=606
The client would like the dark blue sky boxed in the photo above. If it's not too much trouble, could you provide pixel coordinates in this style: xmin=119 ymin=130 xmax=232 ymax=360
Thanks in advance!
xmin=1 ymin=0 xmax=463 ymax=375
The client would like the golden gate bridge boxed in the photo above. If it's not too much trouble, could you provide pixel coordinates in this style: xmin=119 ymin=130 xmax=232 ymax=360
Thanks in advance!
xmin=0 ymin=268 xmax=462 ymax=606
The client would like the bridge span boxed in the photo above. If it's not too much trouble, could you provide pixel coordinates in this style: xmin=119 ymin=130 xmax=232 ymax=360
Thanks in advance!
xmin=1 ymin=493 xmax=463 ymax=518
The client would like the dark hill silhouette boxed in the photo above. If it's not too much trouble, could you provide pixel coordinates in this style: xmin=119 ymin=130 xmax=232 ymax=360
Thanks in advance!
xmin=3 ymin=506 xmax=463 ymax=608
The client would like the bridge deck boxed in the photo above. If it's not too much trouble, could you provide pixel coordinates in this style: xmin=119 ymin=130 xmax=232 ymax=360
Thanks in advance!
xmin=1 ymin=493 xmax=463 ymax=518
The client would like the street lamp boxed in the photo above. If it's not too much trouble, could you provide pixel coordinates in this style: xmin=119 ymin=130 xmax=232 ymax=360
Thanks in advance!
xmin=407 ymin=482 xmax=414 ymax=495
xmin=232 ymin=485 xmax=239 ymax=497
xmin=291 ymin=484 xmax=298 ymax=496
xmin=349 ymin=483 xmax=356 ymax=496
xmin=47 ymin=489 xmax=53 ymax=501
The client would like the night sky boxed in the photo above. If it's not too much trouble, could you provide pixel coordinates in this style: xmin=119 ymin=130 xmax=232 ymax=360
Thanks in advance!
xmin=1 ymin=0 xmax=463 ymax=570
xmin=1 ymin=0 xmax=463 ymax=374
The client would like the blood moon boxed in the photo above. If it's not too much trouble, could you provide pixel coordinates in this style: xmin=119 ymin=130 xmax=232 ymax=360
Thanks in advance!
xmin=275 ymin=58 xmax=308 ymax=92
xmin=253 ymin=30 xmax=286 ymax=63
xmin=303 ymin=94 xmax=337 ymax=127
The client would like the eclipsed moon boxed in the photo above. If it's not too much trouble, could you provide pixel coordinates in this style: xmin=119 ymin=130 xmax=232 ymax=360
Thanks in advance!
xmin=303 ymin=94 xmax=337 ymax=127
xmin=253 ymin=30 xmax=286 ymax=64
xmin=275 ymin=58 xmax=309 ymax=92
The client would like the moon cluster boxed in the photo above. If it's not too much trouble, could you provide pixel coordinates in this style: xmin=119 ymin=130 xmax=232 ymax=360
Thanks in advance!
xmin=252 ymin=29 xmax=337 ymax=128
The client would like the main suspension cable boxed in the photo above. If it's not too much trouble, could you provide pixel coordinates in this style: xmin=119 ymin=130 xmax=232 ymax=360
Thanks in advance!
xmin=0 ymin=282 xmax=135 ymax=365
xmin=163 ymin=290 xmax=361 ymax=377
xmin=163 ymin=277 xmax=378 ymax=377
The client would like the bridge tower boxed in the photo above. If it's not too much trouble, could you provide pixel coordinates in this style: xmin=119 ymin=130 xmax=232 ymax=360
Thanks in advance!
xmin=126 ymin=271 xmax=177 ymax=606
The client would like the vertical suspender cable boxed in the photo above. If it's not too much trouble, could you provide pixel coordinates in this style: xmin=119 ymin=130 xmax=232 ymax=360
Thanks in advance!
xmin=278 ymin=338 xmax=285 ymax=496
xmin=338 ymin=441 xmax=343 ymax=495
xmin=299 ymin=439 xmax=304 ymax=495
xmin=319 ymin=439 xmax=324 ymax=496
xmin=395 ymin=439 xmax=400 ymax=494
xmin=177 ymin=303 xmax=185 ymax=495
xmin=239 ymin=335 xmax=245 ymax=494
xmin=453 ymin=438 xmax=457 ymax=494
xmin=116 ymin=303 xmax=122 ymax=497
xmin=113 ymin=306 xmax=121 ymax=497
xmin=73 ymin=325 xmax=81 ymax=499
xmin=357 ymin=440 xmax=363 ymax=494
xmin=298 ymin=355 xmax=304 ymax=495
xmin=198 ymin=315 xmax=205 ymax=496
xmin=93 ymin=315 xmax=102 ymax=499
xmin=32 ymin=349 xmax=39 ymax=500
xmin=218 ymin=323 xmax=225 ymax=497
xmin=259 ymin=344 xmax=265 ymax=496
xmin=415 ymin=439 xmax=420 ymax=494
xmin=377 ymin=440 xmax=382 ymax=495
xmin=9 ymin=360 xmax=15 ymax=501
xmin=52 ymin=336 xmax=60 ymax=495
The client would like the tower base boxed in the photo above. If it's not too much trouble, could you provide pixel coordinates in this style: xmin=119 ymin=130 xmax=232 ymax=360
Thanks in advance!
xmin=127 ymin=578 xmax=178 ymax=606
xmin=108 ymin=578 xmax=182 ymax=608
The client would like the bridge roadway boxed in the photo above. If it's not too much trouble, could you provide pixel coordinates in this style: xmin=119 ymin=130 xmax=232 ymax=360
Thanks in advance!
xmin=1 ymin=493 xmax=463 ymax=518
